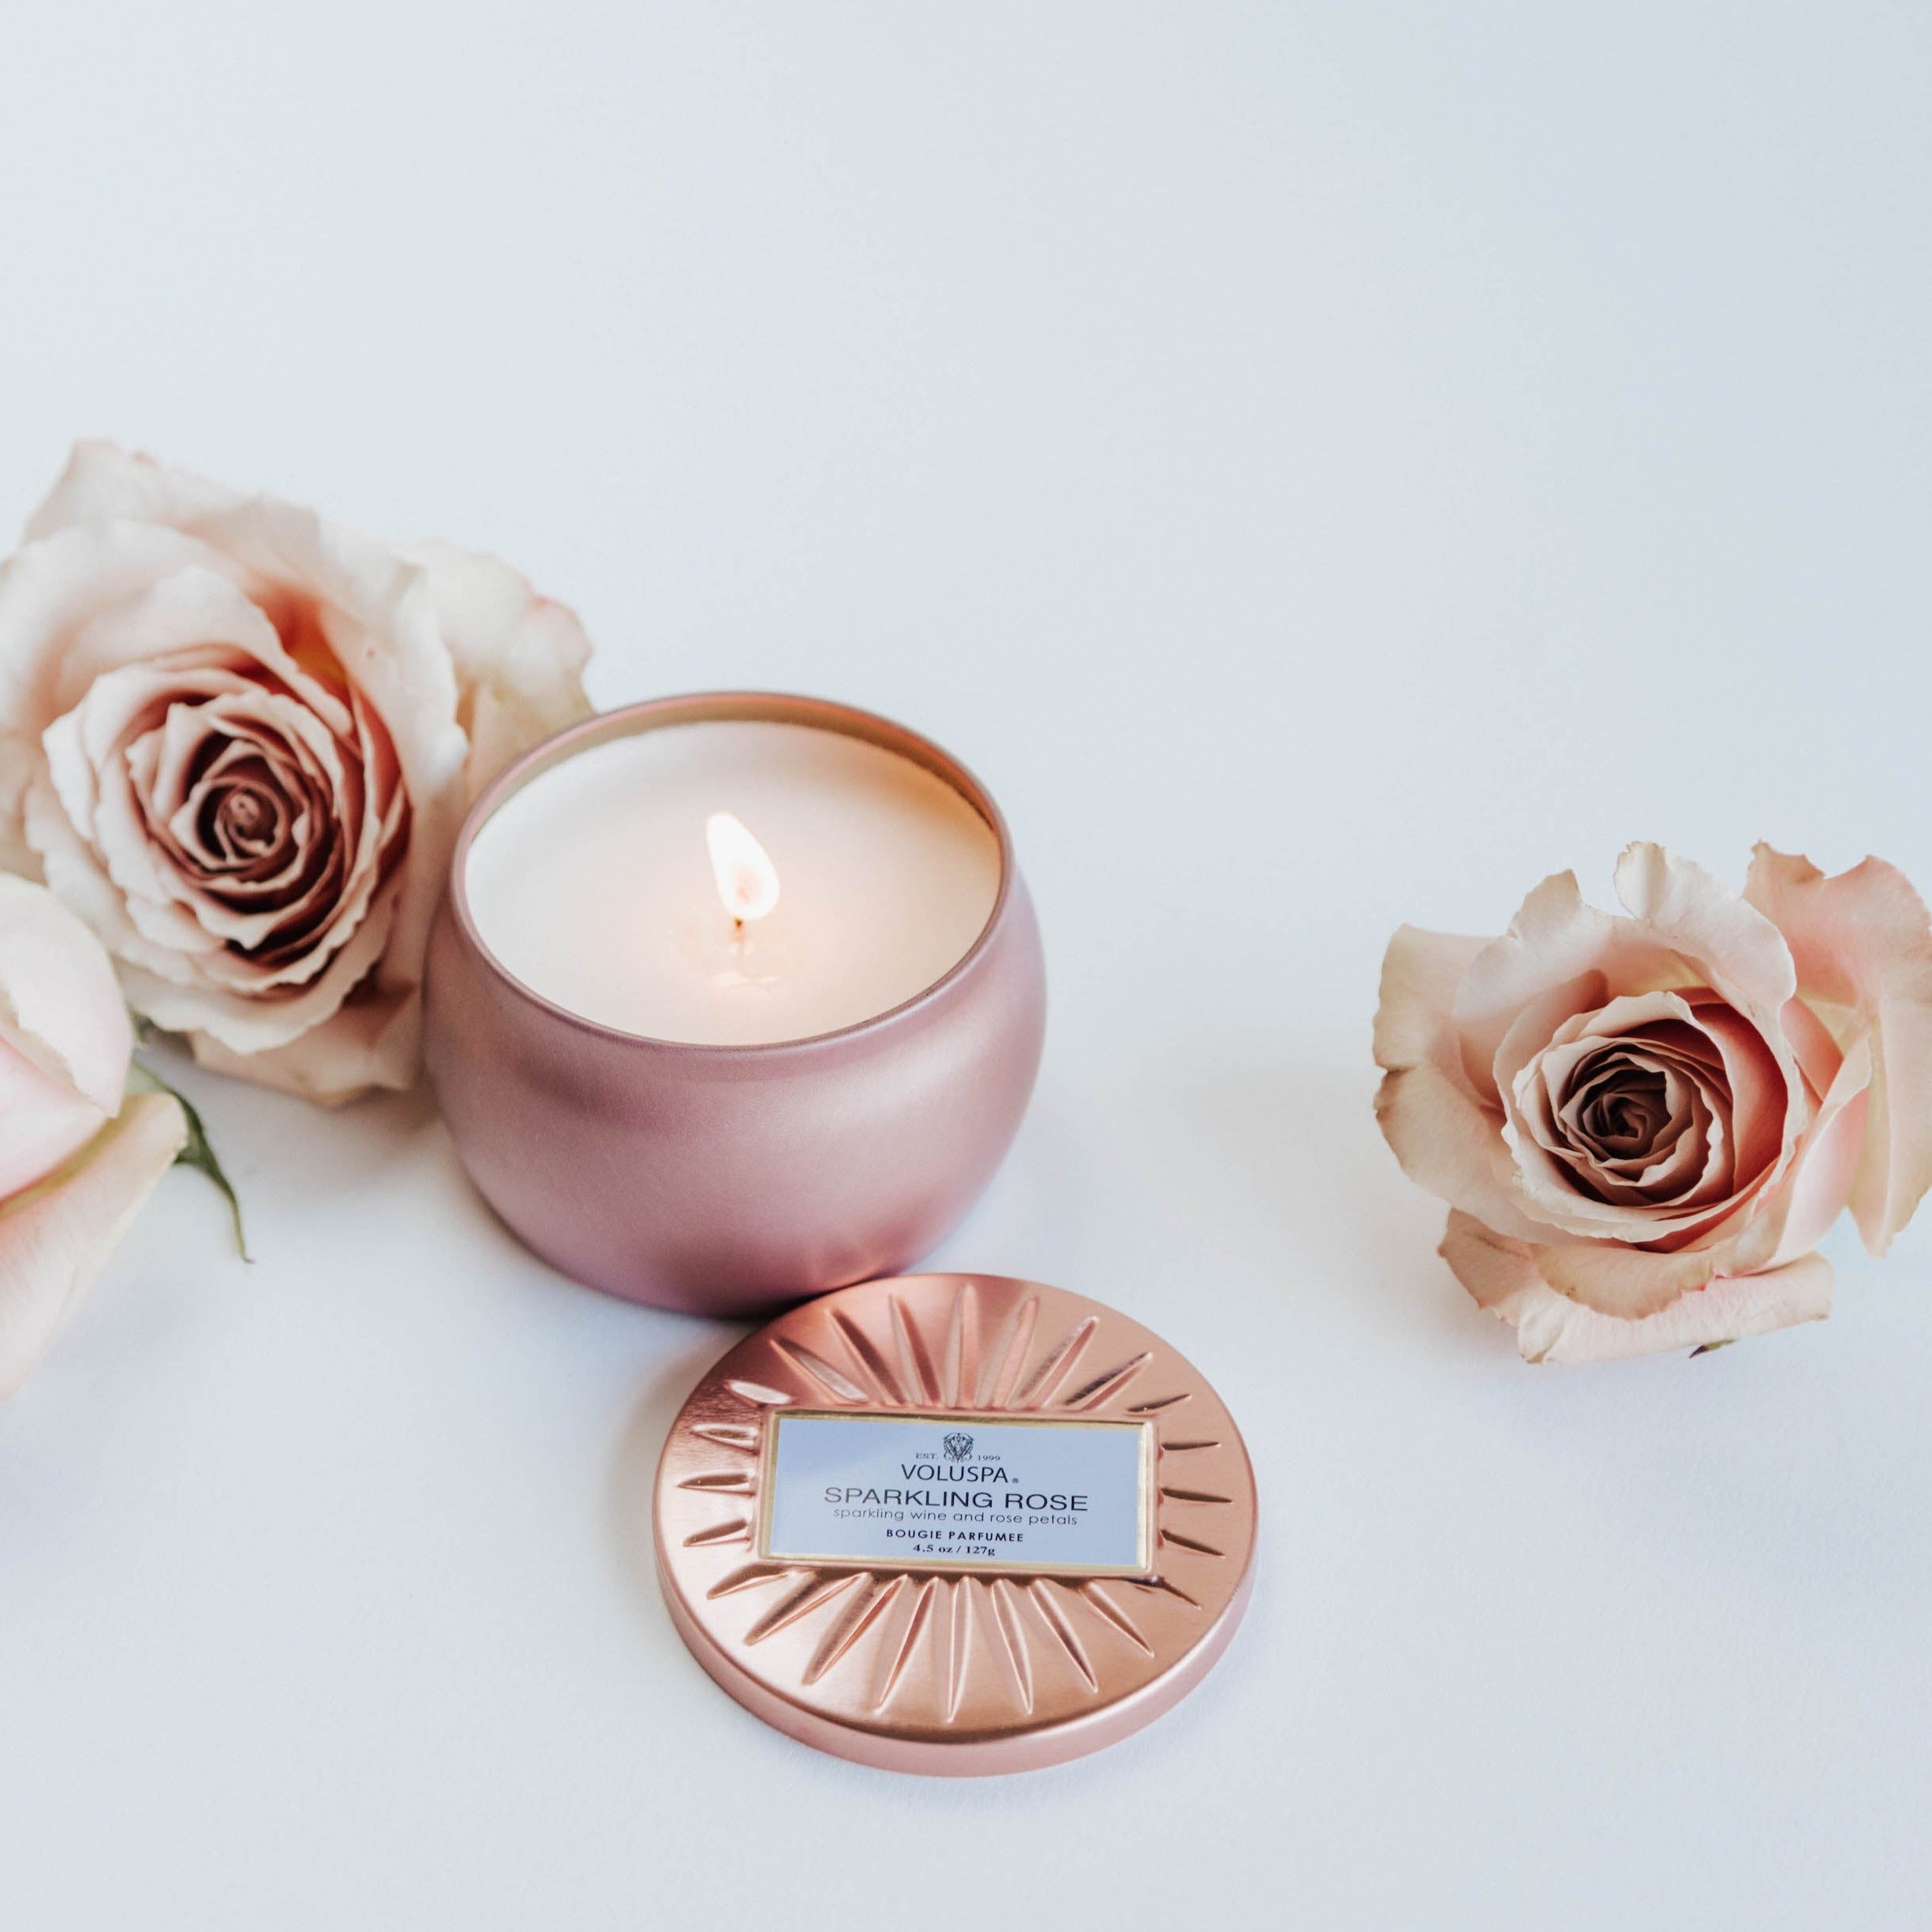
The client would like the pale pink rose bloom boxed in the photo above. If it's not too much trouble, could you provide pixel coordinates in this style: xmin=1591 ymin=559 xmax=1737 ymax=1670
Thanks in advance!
xmin=0 ymin=873 xmax=185 ymax=1396
xmin=1374 ymin=843 xmax=1932 ymax=1362
xmin=0 ymin=442 xmax=593 ymax=1103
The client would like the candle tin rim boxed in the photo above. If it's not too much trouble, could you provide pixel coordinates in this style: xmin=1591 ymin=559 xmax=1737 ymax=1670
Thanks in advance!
xmin=447 ymin=690 xmax=1018 ymax=1058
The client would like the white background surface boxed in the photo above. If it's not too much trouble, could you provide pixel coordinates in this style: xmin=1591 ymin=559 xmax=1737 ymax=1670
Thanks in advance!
xmin=2 ymin=6 xmax=1929 ymax=1927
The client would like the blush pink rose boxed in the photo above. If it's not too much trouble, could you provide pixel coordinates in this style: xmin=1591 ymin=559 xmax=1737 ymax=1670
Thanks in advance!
xmin=1373 ymin=843 xmax=1932 ymax=1362
xmin=0 ymin=873 xmax=186 ymax=1396
xmin=0 ymin=443 xmax=593 ymax=1103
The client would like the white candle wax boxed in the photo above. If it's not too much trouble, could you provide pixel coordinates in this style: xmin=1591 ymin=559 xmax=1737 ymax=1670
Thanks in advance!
xmin=464 ymin=720 xmax=1003 ymax=1045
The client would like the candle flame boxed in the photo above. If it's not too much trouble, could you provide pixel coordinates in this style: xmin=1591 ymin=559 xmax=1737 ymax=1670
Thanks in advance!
xmin=705 ymin=812 xmax=780 ymax=925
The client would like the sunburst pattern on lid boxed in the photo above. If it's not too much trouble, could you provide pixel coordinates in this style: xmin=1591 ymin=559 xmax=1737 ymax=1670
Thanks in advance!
xmin=655 ymin=1275 xmax=1256 ymax=1756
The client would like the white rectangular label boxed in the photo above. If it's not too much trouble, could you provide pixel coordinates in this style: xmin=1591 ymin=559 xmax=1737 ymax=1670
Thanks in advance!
xmin=761 ymin=1411 xmax=1151 ymax=1575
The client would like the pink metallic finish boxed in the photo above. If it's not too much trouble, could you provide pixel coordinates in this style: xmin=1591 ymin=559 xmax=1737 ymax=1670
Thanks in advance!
xmin=654 ymin=1274 xmax=1259 ymax=1775
xmin=423 ymin=694 xmax=1047 ymax=1316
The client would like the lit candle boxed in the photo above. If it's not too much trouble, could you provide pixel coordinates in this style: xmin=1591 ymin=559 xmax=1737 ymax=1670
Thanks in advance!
xmin=424 ymin=694 xmax=1045 ymax=1316
xmin=462 ymin=719 xmax=1001 ymax=1045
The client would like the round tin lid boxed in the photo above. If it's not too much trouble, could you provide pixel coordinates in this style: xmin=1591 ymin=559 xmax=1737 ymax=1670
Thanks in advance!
xmin=653 ymin=1272 xmax=1257 ymax=1775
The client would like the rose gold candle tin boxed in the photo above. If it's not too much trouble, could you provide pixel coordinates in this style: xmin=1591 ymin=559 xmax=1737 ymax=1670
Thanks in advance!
xmin=654 ymin=1273 xmax=1257 ymax=1775
xmin=423 ymin=695 xmax=1046 ymax=1317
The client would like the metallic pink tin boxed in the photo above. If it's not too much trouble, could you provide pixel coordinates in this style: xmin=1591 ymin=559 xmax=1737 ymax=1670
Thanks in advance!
xmin=423 ymin=693 xmax=1047 ymax=1317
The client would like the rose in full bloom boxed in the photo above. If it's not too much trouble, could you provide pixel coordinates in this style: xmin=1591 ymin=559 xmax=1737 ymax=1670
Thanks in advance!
xmin=1373 ymin=843 xmax=1932 ymax=1362
xmin=0 ymin=873 xmax=186 ymax=1396
xmin=0 ymin=442 xmax=592 ymax=1102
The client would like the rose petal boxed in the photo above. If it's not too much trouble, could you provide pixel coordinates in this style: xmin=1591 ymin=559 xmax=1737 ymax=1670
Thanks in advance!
xmin=1374 ymin=926 xmax=1553 ymax=1243
xmin=1532 ymin=1231 xmax=1726 ymax=1317
xmin=1745 ymin=846 xmax=1932 ymax=1254
xmin=0 ymin=872 xmax=131 ymax=1115
xmin=1677 ymin=1000 xmax=1787 ymax=1187
xmin=402 ymin=540 xmax=592 ymax=802
xmin=1781 ymin=990 xmax=1845 ymax=1101
xmin=26 ymin=439 xmax=245 ymax=540
xmin=61 ymin=668 xmax=353 ymax=948
xmin=119 ymin=873 xmax=401 ymax=1054
xmin=0 ymin=1034 xmax=108 ymax=1200
xmin=1501 ymin=992 xmax=1741 ymax=1235
xmin=183 ymin=974 xmax=421 ymax=1103
xmin=1441 ymin=1209 xmax=1833 ymax=1364
xmin=1377 ymin=1060 xmax=1559 ymax=1244
xmin=0 ymin=1090 xmax=187 ymax=1399
xmin=1373 ymin=925 xmax=1488 ymax=1074
xmin=1546 ymin=1046 xmax=1717 ymax=1199
xmin=129 ymin=687 xmax=359 ymax=955
xmin=1612 ymin=842 xmax=1797 ymax=1020
xmin=0 ymin=525 xmax=233 ymax=744
xmin=0 ymin=866 xmax=131 ymax=1211
xmin=1766 ymin=1035 xmax=1871 ymax=1265
xmin=1455 ymin=873 xmax=1624 ymax=1104
xmin=3 ymin=539 xmax=353 ymax=746
xmin=1489 ymin=968 xmax=1611 ymax=1112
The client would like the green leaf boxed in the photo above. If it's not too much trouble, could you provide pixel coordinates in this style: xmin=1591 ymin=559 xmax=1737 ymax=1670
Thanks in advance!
xmin=129 ymin=1060 xmax=249 ymax=1261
